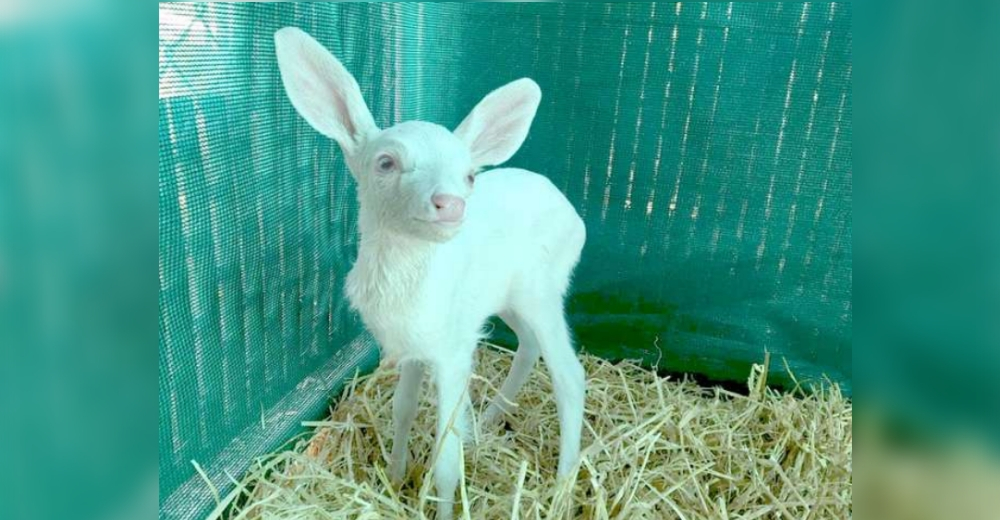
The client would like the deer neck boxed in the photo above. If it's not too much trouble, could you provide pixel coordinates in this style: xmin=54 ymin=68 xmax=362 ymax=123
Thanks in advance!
xmin=348 ymin=204 xmax=436 ymax=316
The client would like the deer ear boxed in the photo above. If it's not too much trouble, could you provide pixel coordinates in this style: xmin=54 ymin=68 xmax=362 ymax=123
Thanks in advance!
xmin=274 ymin=27 xmax=377 ymax=156
xmin=454 ymin=78 xmax=541 ymax=168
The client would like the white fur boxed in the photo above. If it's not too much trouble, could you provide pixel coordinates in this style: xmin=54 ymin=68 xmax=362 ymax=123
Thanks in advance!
xmin=275 ymin=27 xmax=586 ymax=520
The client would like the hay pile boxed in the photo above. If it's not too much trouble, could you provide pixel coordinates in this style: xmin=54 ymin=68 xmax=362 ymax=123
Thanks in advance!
xmin=220 ymin=344 xmax=852 ymax=519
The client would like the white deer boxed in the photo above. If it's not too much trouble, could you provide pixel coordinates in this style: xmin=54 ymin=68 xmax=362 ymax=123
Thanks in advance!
xmin=275 ymin=27 xmax=586 ymax=519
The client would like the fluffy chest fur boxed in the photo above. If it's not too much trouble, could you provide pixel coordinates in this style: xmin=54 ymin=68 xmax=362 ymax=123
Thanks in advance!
xmin=344 ymin=237 xmax=488 ymax=366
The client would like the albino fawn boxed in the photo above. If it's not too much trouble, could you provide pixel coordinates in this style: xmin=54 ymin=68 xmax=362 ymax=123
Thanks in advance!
xmin=275 ymin=27 xmax=586 ymax=519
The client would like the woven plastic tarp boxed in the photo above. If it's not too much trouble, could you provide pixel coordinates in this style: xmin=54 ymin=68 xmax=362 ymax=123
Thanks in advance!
xmin=158 ymin=3 xmax=851 ymax=518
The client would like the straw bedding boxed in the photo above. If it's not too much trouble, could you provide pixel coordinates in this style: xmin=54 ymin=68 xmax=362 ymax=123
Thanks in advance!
xmin=220 ymin=344 xmax=852 ymax=519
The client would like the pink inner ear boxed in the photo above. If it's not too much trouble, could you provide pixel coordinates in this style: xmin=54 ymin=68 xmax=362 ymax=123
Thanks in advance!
xmin=456 ymin=79 xmax=540 ymax=166
xmin=332 ymin=93 xmax=355 ymax=137
xmin=471 ymin=116 xmax=521 ymax=162
xmin=301 ymin=50 xmax=356 ymax=138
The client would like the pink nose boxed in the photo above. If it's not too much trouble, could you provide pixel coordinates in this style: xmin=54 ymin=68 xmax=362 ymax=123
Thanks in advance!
xmin=431 ymin=194 xmax=465 ymax=223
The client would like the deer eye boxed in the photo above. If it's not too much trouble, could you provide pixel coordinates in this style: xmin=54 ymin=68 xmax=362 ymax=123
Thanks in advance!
xmin=375 ymin=153 xmax=397 ymax=174
xmin=466 ymin=173 xmax=475 ymax=187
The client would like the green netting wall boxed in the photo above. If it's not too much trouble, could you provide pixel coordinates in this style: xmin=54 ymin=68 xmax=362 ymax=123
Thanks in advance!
xmin=158 ymin=3 xmax=852 ymax=518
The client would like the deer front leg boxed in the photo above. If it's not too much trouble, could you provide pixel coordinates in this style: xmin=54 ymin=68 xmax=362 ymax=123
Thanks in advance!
xmin=432 ymin=359 xmax=472 ymax=520
xmin=388 ymin=360 xmax=424 ymax=486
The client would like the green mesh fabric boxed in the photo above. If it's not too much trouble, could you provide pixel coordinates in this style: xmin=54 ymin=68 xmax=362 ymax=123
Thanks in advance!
xmin=158 ymin=3 xmax=852 ymax=518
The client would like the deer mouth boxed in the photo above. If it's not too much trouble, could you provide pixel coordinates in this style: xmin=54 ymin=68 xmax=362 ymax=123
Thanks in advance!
xmin=414 ymin=217 xmax=464 ymax=228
